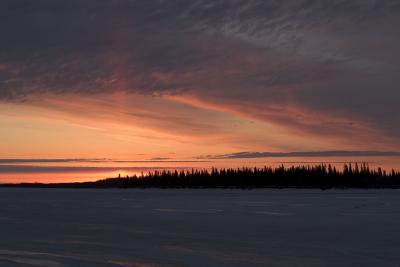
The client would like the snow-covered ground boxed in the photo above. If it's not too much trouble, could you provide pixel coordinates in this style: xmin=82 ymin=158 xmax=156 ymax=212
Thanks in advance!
xmin=0 ymin=189 xmax=399 ymax=267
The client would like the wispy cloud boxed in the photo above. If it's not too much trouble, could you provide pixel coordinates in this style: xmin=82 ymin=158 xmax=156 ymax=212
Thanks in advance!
xmin=0 ymin=158 xmax=106 ymax=164
xmin=199 ymin=151 xmax=400 ymax=159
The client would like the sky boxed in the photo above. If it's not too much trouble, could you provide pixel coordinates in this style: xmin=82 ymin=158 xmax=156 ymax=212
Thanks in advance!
xmin=1 ymin=0 xmax=400 ymax=178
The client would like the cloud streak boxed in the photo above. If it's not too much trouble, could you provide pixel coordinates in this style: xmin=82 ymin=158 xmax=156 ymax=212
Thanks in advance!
xmin=0 ymin=165 xmax=189 ymax=174
xmin=200 ymin=151 xmax=400 ymax=159
xmin=0 ymin=158 xmax=208 ymax=164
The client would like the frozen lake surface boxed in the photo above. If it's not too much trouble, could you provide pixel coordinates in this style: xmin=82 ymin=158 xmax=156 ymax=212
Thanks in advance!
xmin=0 ymin=189 xmax=399 ymax=267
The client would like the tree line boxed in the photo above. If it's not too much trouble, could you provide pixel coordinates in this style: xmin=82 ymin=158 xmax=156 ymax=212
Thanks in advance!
xmin=4 ymin=163 xmax=400 ymax=189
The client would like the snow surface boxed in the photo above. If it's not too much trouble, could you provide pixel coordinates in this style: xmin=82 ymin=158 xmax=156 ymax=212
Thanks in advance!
xmin=0 ymin=188 xmax=399 ymax=267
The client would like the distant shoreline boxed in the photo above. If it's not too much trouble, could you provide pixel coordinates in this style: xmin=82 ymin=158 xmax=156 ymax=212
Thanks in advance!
xmin=1 ymin=164 xmax=400 ymax=189
xmin=2 ymin=184 xmax=400 ymax=190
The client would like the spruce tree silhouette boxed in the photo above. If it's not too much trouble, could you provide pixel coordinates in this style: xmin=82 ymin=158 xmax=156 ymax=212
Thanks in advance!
xmin=3 ymin=163 xmax=400 ymax=189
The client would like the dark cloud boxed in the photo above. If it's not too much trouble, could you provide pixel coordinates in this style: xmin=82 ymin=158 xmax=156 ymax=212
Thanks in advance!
xmin=199 ymin=151 xmax=400 ymax=159
xmin=1 ymin=0 xmax=399 ymax=141
xmin=148 ymin=157 xmax=170 ymax=161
